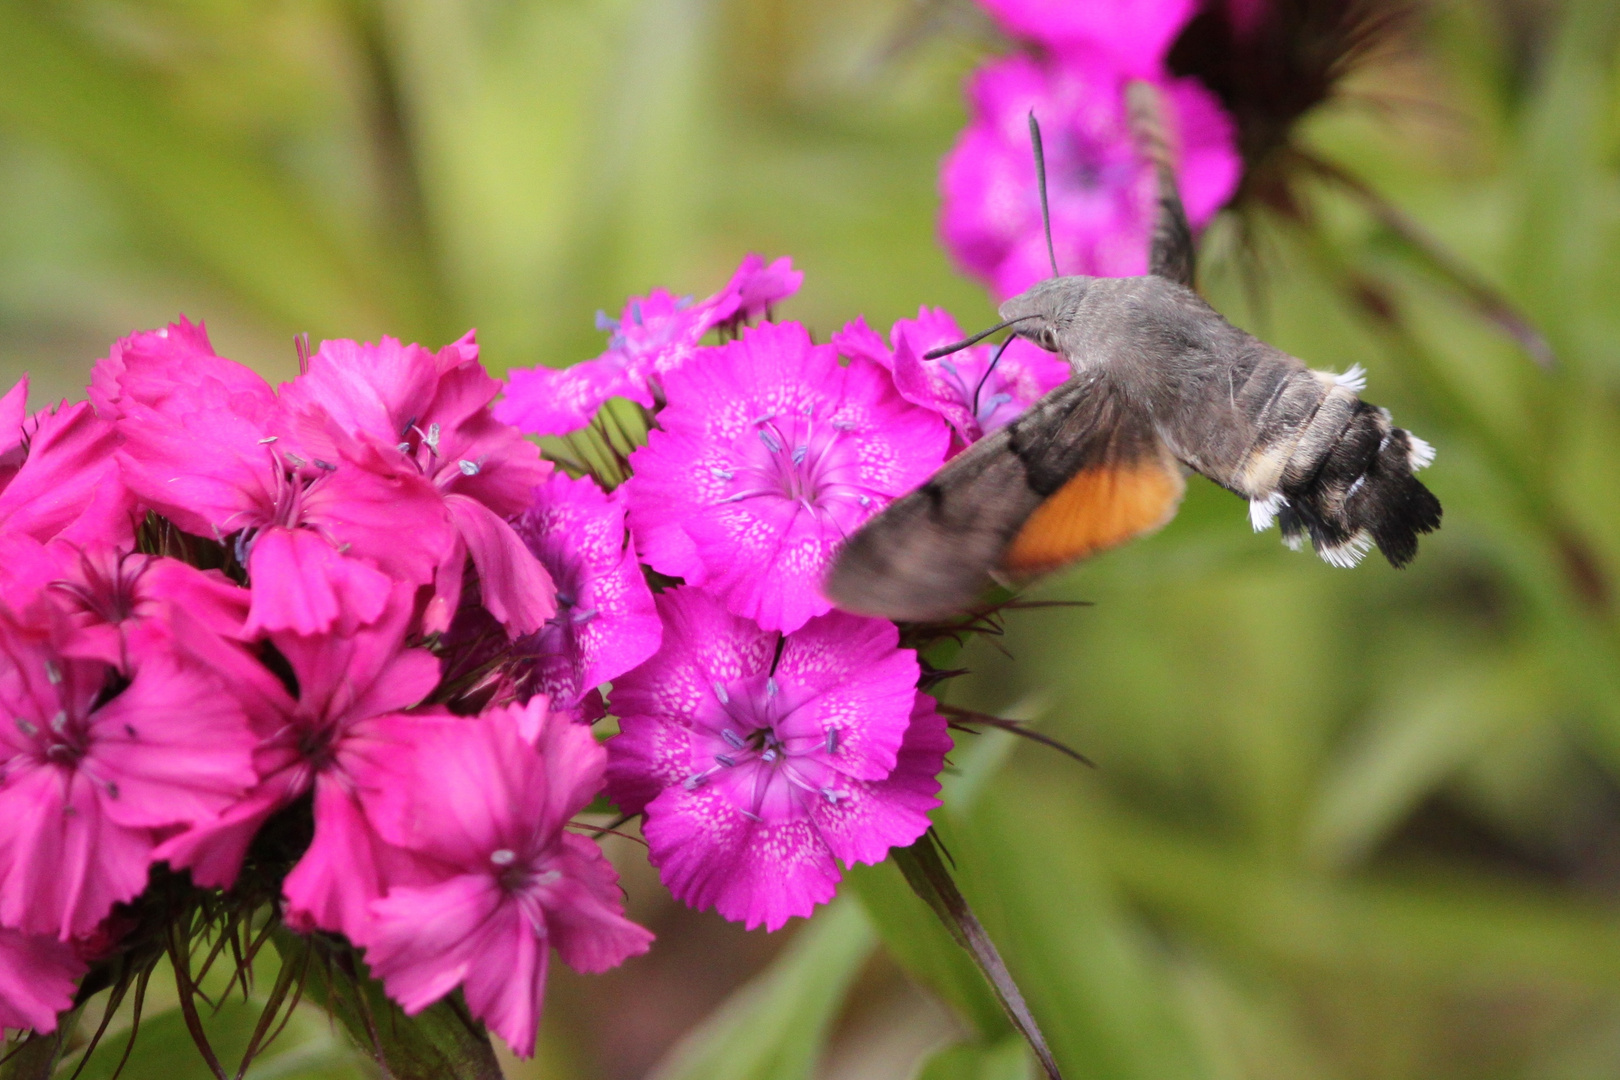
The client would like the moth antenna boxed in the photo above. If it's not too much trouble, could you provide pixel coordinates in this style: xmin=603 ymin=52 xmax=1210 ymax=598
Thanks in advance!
xmin=971 ymin=335 xmax=1016 ymax=419
xmin=924 ymin=315 xmax=1039 ymax=360
xmin=1028 ymin=110 xmax=1059 ymax=279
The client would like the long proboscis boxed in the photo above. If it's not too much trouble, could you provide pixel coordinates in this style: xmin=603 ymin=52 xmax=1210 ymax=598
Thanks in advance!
xmin=922 ymin=315 xmax=1040 ymax=360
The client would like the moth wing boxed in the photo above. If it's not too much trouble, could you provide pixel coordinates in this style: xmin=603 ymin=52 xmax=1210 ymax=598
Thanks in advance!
xmin=825 ymin=375 xmax=1185 ymax=621
xmin=1126 ymin=80 xmax=1196 ymax=288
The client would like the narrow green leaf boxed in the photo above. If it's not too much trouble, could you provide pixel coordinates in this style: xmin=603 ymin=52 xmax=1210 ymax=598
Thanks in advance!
xmin=646 ymin=898 xmax=875 ymax=1080
xmin=844 ymin=858 xmax=1009 ymax=1040
xmin=916 ymin=1035 xmax=1034 ymax=1080
xmin=891 ymin=832 xmax=1063 ymax=1080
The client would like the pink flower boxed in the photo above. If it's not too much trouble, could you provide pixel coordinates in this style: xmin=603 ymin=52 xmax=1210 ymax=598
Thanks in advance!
xmin=625 ymin=321 xmax=950 ymax=632
xmin=0 ymin=377 xmax=133 ymax=550
xmin=508 ymin=473 xmax=661 ymax=712
xmin=362 ymin=699 xmax=653 ymax=1057
xmin=0 ymin=927 xmax=84 ymax=1034
xmin=155 ymin=585 xmax=449 ymax=943
xmin=979 ymin=0 xmax=1199 ymax=71
xmin=833 ymin=309 xmax=1071 ymax=450
xmin=940 ymin=51 xmax=1240 ymax=298
xmin=0 ymin=594 xmax=258 ymax=939
xmin=102 ymin=323 xmax=454 ymax=636
xmin=607 ymin=588 xmax=950 ymax=931
xmin=278 ymin=332 xmax=556 ymax=636
xmin=496 ymin=255 xmax=803 ymax=438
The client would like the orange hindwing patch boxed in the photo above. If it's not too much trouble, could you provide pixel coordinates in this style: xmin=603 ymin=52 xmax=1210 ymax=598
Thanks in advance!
xmin=1002 ymin=457 xmax=1185 ymax=576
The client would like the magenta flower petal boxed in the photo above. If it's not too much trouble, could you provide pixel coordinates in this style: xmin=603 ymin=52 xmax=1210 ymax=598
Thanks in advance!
xmin=607 ymin=588 xmax=936 ymax=929
xmin=495 ymin=360 xmax=641 ymax=439
xmin=626 ymin=321 xmax=950 ymax=632
xmin=0 ymin=377 xmax=28 ymax=458
xmin=444 ymin=494 xmax=555 ymax=637
xmin=940 ymin=51 xmax=1239 ymax=298
xmin=721 ymin=254 xmax=804 ymax=322
xmin=0 ymin=601 xmax=257 ymax=938
xmin=282 ymin=773 xmax=414 ymax=944
xmin=0 ymin=927 xmax=84 ymax=1034
xmin=980 ymin=0 xmax=1198 ymax=70
xmin=812 ymin=694 xmax=951 ymax=866
xmin=362 ymin=701 xmax=651 ymax=1056
xmin=509 ymin=473 xmax=661 ymax=711
xmin=0 ymin=398 xmax=131 ymax=550
xmin=498 ymin=254 xmax=800 ymax=438
xmin=642 ymin=790 xmax=838 ymax=932
xmin=90 ymin=317 xmax=229 ymax=421
xmin=244 ymin=527 xmax=392 ymax=638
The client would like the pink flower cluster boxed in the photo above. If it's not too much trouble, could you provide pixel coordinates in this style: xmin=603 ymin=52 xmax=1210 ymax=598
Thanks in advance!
xmin=502 ymin=258 xmax=1086 ymax=930
xmin=942 ymin=0 xmax=1241 ymax=296
xmin=0 ymin=326 xmax=656 ymax=1055
xmin=0 ymin=248 xmax=1045 ymax=1047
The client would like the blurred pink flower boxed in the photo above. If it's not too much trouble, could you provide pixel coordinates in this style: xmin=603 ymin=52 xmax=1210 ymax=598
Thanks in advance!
xmin=979 ymin=0 xmax=1199 ymax=71
xmin=0 ymin=595 xmax=257 ymax=939
xmin=0 ymin=927 xmax=84 ymax=1034
xmin=833 ymin=309 xmax=1071 ymax=450
xmin=625 ymin=321 xmax=950 ymax=632
xmin=363 ymin=698 xmax=653 ymax=1057
xmin=0 ymin=377 xmax=133 ymax=551
xmin=496 ymin=255 xmax=803 ymax=438
xmin=940 ymin=51 xmax=1239 ymax=298
xmin=509 ymin=473 xmax=661 ymax=712
xmin=607 ymin=588 xmax=949 ymax=931
xmin=279 ymin=332 xmax=556 ymax=637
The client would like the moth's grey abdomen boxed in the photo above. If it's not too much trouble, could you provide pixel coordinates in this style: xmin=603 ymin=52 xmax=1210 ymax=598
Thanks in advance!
xmin=1243 ymin=374 xmax=1441 ymax=568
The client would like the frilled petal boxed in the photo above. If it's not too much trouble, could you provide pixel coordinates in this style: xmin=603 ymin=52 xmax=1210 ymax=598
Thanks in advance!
xmin=269 ymin=583 xmax=441 ymax=722
xmin=544 ymin=833 xmax=654 ymax=972
xmin=0 ymin=927 xmax=85 ymax=1034
xmin=445 ymin=494 xmax=555 ymax=636
xmin=82 ymin=648 xmax=258 ymax=828
xmin=626 ymin=321 xmax=949 ymax=632
xmin=0 ymin=767 xmax=154 ymax=940
xmin=771 ymin=610 xmax=918 ymax=781
xmin=244 ymin=527 xmax=393 ymax=637
xmin=495 ymin=360 xmax=641 ymax=438
xmin=299 ymin=443 xmax=453 ymax=586
xmin=367 ymin=875 xmax=547 ymax=1055
xmin=282 ymin=778 xmax=397 ymax=944
xmin=511 ymin=473 xmax=661 ymax=709
xmin=643 ymin=784 xmax=839 ymax=932
xmin=0 ymin=401 xmax=131 ymax=548
xmin=813 ymin=694 xmax=950 ymax=866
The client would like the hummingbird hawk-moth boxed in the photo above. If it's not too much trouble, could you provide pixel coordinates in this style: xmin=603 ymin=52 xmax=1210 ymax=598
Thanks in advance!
xmin=826 ymin=83 xmax=1442 ymax=622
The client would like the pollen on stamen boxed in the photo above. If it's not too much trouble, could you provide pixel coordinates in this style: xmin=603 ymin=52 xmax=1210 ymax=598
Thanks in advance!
xmin=758 ymin=428 xmax=783 ymax=453
xmin=50 ymin=711 xmax=67 ymax=734
xmin=458 ymin=459 xmax=481 ymax=476
xmin=714 ymin=682 xmax=730 ymax=705
xmin=715 ymin=753 xmax=736 ymax=767
xmin=14 ymin=719 xmax=37 ymax=737
xmin=489 ymin=848 xmax=517 ymax=866
xmin=44 ymin=661 xmax=61 ymax=685
xmin=258 ymin=435 xmax=278 ymax=445
xmin=825 ymin=728 xmax=838 ymax=754
xmin=721 ymin=728 xmax=744 ymax=749
xmin=766 ymin=677 xmax=778 ymax=699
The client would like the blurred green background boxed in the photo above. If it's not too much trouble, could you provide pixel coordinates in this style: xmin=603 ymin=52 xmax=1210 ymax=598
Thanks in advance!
xmin=4 ymin=0 xmax=1620 ymax=1077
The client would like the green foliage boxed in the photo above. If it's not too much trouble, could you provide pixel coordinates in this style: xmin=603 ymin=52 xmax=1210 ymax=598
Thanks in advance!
xmin=3 ymin=0 xmax=1620 ymax=1077
xmin=644 ymin=898 xmax=874 ymax=1080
